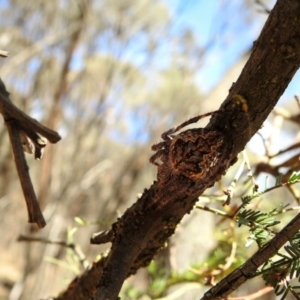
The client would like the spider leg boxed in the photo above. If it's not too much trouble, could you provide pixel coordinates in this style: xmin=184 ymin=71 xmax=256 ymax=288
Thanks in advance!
xmin=168 ymin=110 xmax=220 ymax=135
xmin=161 ymin=128 xmax=176 ymax=140
xmin=149 ymin=149 xmax=168 ymax=166
xmin=151 ymin=141 xmax=166 ymax=151
xmin=157 ymin=164 xmax=172 ymax=181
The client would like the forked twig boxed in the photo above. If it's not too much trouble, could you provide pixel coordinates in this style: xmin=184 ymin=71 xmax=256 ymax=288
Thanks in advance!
xmin=0 ymin=78 xmax=61 ymax=228
xmin=0 ymin=80 xmax=61 ymax=143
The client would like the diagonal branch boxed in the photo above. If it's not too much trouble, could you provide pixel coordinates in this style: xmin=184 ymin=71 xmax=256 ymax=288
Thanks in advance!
xmin=57 ymin=0 xmax=300 ymax=299
xmin=201 ymin=212 xmax=300 ymax=299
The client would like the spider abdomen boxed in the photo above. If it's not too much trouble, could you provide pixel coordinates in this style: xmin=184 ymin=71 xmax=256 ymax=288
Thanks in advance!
xmin=150 ymin=110 xmax=226 ymax=182
xmin=167 ymin=128 xmax=224 ymax=180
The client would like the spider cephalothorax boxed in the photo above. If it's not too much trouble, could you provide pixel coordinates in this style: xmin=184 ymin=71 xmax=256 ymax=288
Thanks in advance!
xmin=150 ymin=111 xmax=224 ymax=182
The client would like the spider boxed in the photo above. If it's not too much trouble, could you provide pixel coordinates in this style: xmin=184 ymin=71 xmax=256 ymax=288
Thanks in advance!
xmin=150 ymin=111 xmax=224 ymax=182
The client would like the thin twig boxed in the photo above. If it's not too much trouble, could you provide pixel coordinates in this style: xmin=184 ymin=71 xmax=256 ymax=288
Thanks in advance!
xmin=5 ymin=119 xmax=46 ymax=228
xmin=243 ymin=150 xmax=259 ymax=191
xmin=228 ymin=286 xmax=273 ymax=300
xmin=17 ymin=234 xmax=90 ymax=269
xmin=196 ymin=204 xmax=231 ymax=218
xmin=0 ymin=78 xmax=62 ymax=228
xmin=223 ymin=154 xmax=245 ymax=205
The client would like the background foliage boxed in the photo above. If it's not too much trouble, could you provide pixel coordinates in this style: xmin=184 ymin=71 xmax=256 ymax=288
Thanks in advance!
xmin=2 ymin=0 xmax=300 ymax=299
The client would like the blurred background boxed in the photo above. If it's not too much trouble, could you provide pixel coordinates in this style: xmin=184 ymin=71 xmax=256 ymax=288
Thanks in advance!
xmin=1 ymin=0 xmax=300 ymax=299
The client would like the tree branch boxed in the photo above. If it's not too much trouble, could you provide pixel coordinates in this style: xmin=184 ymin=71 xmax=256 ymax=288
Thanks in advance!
xmin=201 ymin=213 xmax=300 ymax=299
xmin=57 ymin=0 xmax=300 ymax=298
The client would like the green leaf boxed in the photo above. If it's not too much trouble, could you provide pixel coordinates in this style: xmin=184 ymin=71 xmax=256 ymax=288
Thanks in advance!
xmin=74 ymin=216 xmax=87 ymax=226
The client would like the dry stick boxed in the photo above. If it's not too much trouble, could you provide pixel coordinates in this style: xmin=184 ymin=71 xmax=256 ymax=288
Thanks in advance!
xmin=0 ymin=79 xmax=61 ymax=228
xmin=17 ymin=234 xmax=89 ymax=269
xmin=5 ymin=118 xmax=46 ymax=228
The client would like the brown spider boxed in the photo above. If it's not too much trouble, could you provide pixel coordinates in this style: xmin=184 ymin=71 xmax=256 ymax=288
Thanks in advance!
xmin=150 ymin=111 xmax=225 ymax=182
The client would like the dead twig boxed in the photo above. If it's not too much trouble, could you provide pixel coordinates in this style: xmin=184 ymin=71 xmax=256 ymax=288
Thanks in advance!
xmin=17 ymin=234 xmax=90 ymax=269
xmin=0 ymin=78 xmax=61 ymax=228
xmin=90 ymin=230 xmax=114 ymax=245
xmin=5 ymin=119 xmax=46 ymax=228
